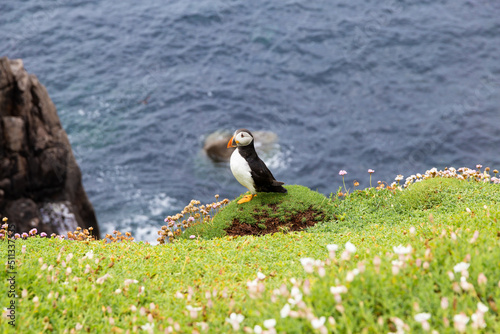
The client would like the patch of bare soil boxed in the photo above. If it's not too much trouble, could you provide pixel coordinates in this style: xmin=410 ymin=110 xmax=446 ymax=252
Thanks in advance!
xmin=224 ymin=207 xmax=325 ymax=237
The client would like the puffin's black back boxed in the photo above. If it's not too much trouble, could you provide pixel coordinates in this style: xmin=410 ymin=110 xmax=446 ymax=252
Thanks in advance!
xmin=237 ymin=140 xmax=287 ymax=193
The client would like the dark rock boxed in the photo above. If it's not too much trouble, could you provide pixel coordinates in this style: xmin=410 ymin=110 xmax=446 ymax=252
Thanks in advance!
xmin=0 ymin=57 xmax=100 ymax=238
xmin=0 ymin=178 xmax=10 ymax=190
xmin=203 ymin=131 xmax=235 ymax=162
xmin=4 ymin=198 xmax=43 ymax=231
xmin=3 ymin=116 xmax=24 ymax=151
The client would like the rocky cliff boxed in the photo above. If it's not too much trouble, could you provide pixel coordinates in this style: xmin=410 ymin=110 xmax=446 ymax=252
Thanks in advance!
xmin=0 ymin=57 xmax=100 ymax=238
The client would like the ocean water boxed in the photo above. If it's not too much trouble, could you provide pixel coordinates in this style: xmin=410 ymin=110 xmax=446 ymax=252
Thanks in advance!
xmin=2 ymin=0 xmax=500 ymax=242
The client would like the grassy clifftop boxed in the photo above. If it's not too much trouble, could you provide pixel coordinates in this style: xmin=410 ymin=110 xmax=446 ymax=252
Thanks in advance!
xmin=182 ymin=185 xmax=334 ymax=240
xmin=1 ymin=175 xmax=499 ymax=333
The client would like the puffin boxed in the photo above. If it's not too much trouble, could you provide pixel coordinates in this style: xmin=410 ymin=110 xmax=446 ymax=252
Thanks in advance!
xmin=227 ymin=128 xmax=287 ymax=204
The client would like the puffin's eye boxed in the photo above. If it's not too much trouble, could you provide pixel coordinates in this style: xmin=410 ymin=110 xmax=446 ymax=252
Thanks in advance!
xmin=241 ymin=134 xmax=245 ymax=137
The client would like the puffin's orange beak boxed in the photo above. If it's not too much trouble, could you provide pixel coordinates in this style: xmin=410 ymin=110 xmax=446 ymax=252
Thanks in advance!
xmin=227 ymin=136 xmax=237 ymax=148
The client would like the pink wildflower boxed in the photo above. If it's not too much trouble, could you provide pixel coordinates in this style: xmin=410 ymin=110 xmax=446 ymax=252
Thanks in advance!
xmin=477 ymin=273 xmax=487 ymax=285
xmin=453 ymin=313 xmax=469 ymax=333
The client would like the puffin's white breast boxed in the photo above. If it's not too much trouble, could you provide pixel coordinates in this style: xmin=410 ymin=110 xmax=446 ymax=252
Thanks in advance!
xmin=230 ymin=149 xmax=256 ymax=194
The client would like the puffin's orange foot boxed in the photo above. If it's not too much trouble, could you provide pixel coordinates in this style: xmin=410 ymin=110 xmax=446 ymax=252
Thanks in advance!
xmin=237 ymin=194 xmax=257 ymax=204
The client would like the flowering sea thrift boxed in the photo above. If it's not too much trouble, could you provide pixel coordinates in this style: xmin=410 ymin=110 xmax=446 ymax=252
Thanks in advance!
xmin=453 ymin=313 xmax=469 ymax=332
xmin=393 ymin=244 xmax=412 ymax=255
xmin=440 ymin=297 xmax=449 ymax=310
xmin=7 ymin=164 xmax=496 ymax=334
xmin=263 ymin=318 xmax=276 ymax=329
xmin=253 ymin=325 xmax=263 ymax=334
xmin=453 ymin=262 xmax=470 ymax=274
xmin=345 ymin=242 xmax=356 ymax=253
xmin=226 ymin=313 xmax=244 ymax=331
xmin=330 ymin=285 xmax=348 ymax=304
xmin=96 ymin=273 xmax=111 ymax=284
xmin=477 ymin=273 xmax=488 ymax=285
xmin=414 ymin=313 xmax=431 ymax=331
xmin=300 ymin=258 xmax=315 ymax=273
xmin=247 ymin=278 xmax=265 ymax=299
xmin=471 ymin=302 xmax=488 ymax=329
xmin=340 ymin=241 xmax=356 ymax=261
xmin=311 ymin=316 xmax=326 ymax=329
xmin=326 ymin=244 xmax=338 ymax=259
xmin=186 ymin=305 xmax=202 ymax=319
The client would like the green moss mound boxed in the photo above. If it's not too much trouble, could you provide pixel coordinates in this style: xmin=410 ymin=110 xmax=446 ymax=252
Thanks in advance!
xmin=396 ymin=177 xmax=499 ymax=212
xmin=183 ymin=185 xmax=334 ymax=240
xmin=314 ymin=176 xmax=500 ymax=235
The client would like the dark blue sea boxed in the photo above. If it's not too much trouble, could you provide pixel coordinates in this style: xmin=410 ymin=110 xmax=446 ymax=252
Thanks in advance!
xmin=2 ymin=0 xmax=500 ymax=241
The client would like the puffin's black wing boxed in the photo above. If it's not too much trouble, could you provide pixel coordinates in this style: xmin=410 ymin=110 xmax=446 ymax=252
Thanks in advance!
xmin=249 ymin=157 xmax=287 ymax=193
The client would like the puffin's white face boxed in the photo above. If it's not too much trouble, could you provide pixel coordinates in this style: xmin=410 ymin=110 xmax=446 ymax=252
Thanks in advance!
xmin=227 ymin=129 xmax=254 ymax=148
xmin=233 ymin=131 xmax=253 ymax=146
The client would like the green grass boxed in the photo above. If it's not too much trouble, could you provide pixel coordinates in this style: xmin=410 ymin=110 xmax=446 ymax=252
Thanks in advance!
xmin=182 ymin=185 xmax=334 ymax=240
xmin=1 ymin=177 xmax=499 ymax=333
xmin=315 ymin=177 xmax=500 ymax=234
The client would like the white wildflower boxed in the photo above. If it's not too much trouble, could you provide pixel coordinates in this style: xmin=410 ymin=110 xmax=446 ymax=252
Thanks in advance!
xmin=471 ymin=313 xmax=486 ymax=329
xmin=85 ymin=250 xmax=94 ymax=259
xmin=141 ymin=323 xmax=154 ymax=334
xmin=226 ymin=313 xmax=244 ymax=331
xmin=393 ymin=244 xmax=412 ymax=255
xmin=280 ymin=304 xmax=291 ymax=318
xmin=288 ymin=286 xmax=302 ymax=305
xmin=345 ymin=242 xmax=356 ymax=253
xmin=441 ymin=297 xmax=449 ymax=309
xmin=263 ymin=319 xmax=276 ymax=329
xmin=96 ymin=273 xmax=111 ymax=285
xmin=311 ymin=316 xmax=326 ymax=329
xmin=414 ymin=313 xmax=431 ymax=322
xmin=300 ymin=258 xmax=315 ymax=273
xmin=124 ymin=279 xmax=138 ymax=286
xmin=477 ymin=302 xmax=489 ymax=313
xmin=460 ymin=276 xmax=474 ymax=291
xmin=330 ymin=285 xmax=348 ymax=295
xmin=327 ymin=244 xmax=339 ymax=252
xmin=453 ymin=313 xmax=470 ymax=333
xmin=186 ymin=305 xmax=202 ymax=319
xmin=453 ymin=262 xmax=470 ymax=273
